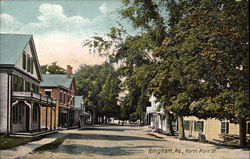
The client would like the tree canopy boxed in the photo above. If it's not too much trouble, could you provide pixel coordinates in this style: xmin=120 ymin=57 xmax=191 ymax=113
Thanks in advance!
xmin=41 ymin=62 xmax=66 ymax=74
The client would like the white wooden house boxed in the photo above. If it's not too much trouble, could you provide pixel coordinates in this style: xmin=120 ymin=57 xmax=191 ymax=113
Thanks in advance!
xmin=0 ymin=33 xmax=56 ymax=136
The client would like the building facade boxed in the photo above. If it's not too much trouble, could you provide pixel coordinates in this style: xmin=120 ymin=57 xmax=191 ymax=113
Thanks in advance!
xmin=183 ymin=116 xmax=250 ymax=143
xmin=146 ymin=95 xmax=177 ymax=133
xmin=0 ymin=34 xmax=56 ymax=135
xmin=40 ymin=65 xmax=78 ymax=129
xmin=74 ymin=96 xmax=91 ymax=127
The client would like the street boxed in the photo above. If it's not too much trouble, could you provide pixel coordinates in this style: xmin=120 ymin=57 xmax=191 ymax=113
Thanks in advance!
xmin=22 ymin=126 xmax=249 ymax=159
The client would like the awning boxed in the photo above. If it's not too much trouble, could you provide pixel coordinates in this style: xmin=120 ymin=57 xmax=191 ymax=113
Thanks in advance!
xmin=80 ymin=111 xmax=91 ymax=116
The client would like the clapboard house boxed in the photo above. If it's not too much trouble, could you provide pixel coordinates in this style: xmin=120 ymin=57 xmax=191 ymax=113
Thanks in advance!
xmin=0 ymin=33 xmax=56 ymax=135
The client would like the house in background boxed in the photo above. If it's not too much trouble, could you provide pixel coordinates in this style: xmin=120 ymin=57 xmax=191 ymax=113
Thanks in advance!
xmin=183 ymin=116 xmax=250 ymax=143
xmin=40 ymin=65 xmax=78 ymax=129
xmin=0 ymin=33 xmax=56 ymax=136
xmin=146 ymin=95 xmax=177 ymax=133
xmin=74 ymin=96 xmax=91 ymax=127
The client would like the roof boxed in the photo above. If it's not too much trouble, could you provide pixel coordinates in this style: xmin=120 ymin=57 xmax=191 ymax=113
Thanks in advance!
xmin=75 ymin=96 xmax=83 ymax=108
xmin=40 ymin=74 xmax=73 ymax=89
xmin=0 ymin=33 xmax=32 ymax=65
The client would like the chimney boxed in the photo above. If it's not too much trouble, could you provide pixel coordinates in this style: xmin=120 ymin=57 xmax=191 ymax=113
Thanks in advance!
xmin=67 ymin=65 xmax=73 ymax=78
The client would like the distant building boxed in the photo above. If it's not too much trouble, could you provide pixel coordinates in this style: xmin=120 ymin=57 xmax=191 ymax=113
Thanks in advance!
xmin=40 ymin=65 xmax=78 ymax=129
xmin=0 ymin=33 xmax=56 ymax=135
xmin=183 ymin=116 xmax=250 ymax=143
xmin=74 ymin=96 xmax=91 ymax=127
xmin=146 ymin=95 xmax=177 ymax=133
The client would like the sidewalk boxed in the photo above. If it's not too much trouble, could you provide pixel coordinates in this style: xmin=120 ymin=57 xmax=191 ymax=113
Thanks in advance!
xmin=0 ymin=132 xmax=66 ymax=159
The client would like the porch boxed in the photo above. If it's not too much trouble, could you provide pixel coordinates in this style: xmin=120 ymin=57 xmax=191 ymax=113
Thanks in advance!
xmin=10 ymin=91 xmax=56 ymax=137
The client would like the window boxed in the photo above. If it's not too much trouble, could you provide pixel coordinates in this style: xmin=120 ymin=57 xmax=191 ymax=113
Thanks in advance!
xmin=194 ymin=121 xmax=204 ymax=132
xmin=13 ymin=104 xmax=24 ymax=124
xmin=22 ymin=52 xmax=33 ymax=74
xmin=247 ymin=123 xmax=250 ymax=134
xmin=221 ymin=122 xmax=229 ymax=134
xmin=22 ymin=53 xmax=26 ymax=70
xmin=60 ymin=92 xmax=62 ymax=103
xmin=32 ymin=84 xmax=39 ymax=93
xmin=27 ymin=56 xmax=31 ymax=72
xmin=17 ymin=77 xmax=24 ymax=91
xmin=30 ymin=57 xmax=33 ymax=74
xmin=184 ymin=121 xmax=190 ymax=130
xmin=12 ymin=75 xmax=18 ymax=91
xmin=33 ymin=106 xmax=39 ymax=122
xmin=65 ymin=94 xmax=68 ymax=105
xmin=63 ymin=93 xmax=66 ymax=104
xmin=45 ymin=90 xmax=52 ymax=97
xmin=25 ymin=81 xmax=30 ymax=91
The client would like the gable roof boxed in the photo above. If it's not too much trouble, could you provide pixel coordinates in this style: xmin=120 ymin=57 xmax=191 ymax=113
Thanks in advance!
xmin=0 ymin=33 xmax=32 ymax=64
xmin=0 ymin=33 xmax=43 ymax=81
xmin=41 ymin=74 xmax=74 ymax=89
xmin=75 ymin=96 xmax=83 ymax=108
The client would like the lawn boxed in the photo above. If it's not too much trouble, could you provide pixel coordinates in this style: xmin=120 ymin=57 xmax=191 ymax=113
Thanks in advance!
xmin=0 ymin=135 xmax=32 ymax=150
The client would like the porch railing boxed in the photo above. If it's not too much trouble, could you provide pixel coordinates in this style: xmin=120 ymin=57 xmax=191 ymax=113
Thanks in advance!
xmin=12 ymin=91 xmax=56 ymax=105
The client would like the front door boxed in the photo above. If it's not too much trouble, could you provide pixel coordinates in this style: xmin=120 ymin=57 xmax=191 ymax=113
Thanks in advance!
xmin=26 ymin=106 xmax=29 ymax=131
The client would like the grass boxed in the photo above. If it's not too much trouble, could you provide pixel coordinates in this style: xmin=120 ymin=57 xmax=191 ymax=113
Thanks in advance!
xmin=147 ymin=133 xmax=164 ymax=139
xmin=34 ymin=137 xmax=65 ymax=152
xmin=0 ymin=135 xmax=32 ymax=150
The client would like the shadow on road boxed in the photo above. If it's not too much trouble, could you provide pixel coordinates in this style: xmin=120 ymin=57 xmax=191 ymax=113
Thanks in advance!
xmin=64 ymin=133 xmax=164 ymax=141
xmin=79 ymin=127 xmax=139 ymax=132
xmin=56 ymin=144 xmax=162 ymax=156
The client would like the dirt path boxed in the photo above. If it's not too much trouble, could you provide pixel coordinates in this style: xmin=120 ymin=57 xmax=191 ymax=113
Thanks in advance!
xmin=22 ymin=126 xmax=249 ymax=159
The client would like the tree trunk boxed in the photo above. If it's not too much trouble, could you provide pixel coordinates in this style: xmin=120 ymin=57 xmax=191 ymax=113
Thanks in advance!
xmin=92 ymin=110 xmax=97 ymax=125
xmin=178 ymin=115 xmax=185 ymax=140
xmin=166 ymin=111 xmax=174 ymax=136
xmin=239 ymin=117 xmax=247 ymax=147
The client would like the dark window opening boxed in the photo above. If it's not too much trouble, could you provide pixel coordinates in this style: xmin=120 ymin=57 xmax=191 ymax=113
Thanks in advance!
xmin=194 ymin=121 xmax=204 ymax=132
xmin=22 ymin=53 xmax=26 ymax=70
xmin=184 ymin=121 xmax=190 ymax=130
xmin=45 ymin=91 xmax=52 ymax=97
xmin=221 ymin=121 xmax=229 ymax=134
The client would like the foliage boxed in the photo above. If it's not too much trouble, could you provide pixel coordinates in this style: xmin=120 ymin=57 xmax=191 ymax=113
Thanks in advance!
xmin=41 ymin=62 xmax=66 ymax=74
xmin=75 ymin=63 xmax=121 ymax=119
xmin=151 ymin=0 xmax=249 ymax=119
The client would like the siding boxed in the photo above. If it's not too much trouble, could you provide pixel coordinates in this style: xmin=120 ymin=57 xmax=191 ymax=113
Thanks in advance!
xmin=184 ymin=116 xmax=250 ymax=142
xmin=0 ymin=73 xmax=8 ymax=133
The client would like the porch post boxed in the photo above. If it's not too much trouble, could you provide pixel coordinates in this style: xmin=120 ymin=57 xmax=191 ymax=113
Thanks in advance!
xmin=24 ymin=101 xmax=32 ymax=131
xmin=54 ymin=108 xmax=56 ymax=129
xmin=38 ymin=106 xmax=41 ymax=131
xmin=11 ymin=100 xmax=19 ymax=133
xmin=50 ymin=106 xmax=52 ymax=130
xmin=45 ymin=106 xmax=48 ymax=131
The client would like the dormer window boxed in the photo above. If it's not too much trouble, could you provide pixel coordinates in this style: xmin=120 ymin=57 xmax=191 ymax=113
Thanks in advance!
xmin=22 ymin=52 xmax=34 ymax=74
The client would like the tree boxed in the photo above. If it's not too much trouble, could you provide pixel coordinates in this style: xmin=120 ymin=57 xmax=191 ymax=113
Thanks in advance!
xmin=41 ymin=62 xmax=66 ymax=74
xmin=84 ymin=0 xmax=169 ymax=125
xmin=75 ymin=63 xmax=121 ymax=124
xmin=152 ymin=0 xmax=249 ymax=146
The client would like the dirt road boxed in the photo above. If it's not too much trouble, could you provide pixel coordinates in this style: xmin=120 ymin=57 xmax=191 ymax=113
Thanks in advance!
xmin=23 ymin=126 xmax=249 ymax=159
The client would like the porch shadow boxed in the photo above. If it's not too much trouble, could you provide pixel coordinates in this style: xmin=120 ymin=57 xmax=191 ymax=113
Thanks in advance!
xmin=64 ymin=133 xmax=165 ymax=141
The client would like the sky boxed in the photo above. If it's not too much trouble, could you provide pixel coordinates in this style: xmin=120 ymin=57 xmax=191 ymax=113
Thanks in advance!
xmin=0 ymin=0 xmax=136 ymax=72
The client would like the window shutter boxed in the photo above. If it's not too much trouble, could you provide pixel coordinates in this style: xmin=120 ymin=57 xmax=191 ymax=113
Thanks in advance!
xmin=22 ymin=53 xmax=26 ymax=70
xmin=226 ymin=122 xmax=229 ymax=134
xmin=27 ymin=56 xmax=31 ymax=72
xmin=30 ymin=57 xmax=33 ymax=74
